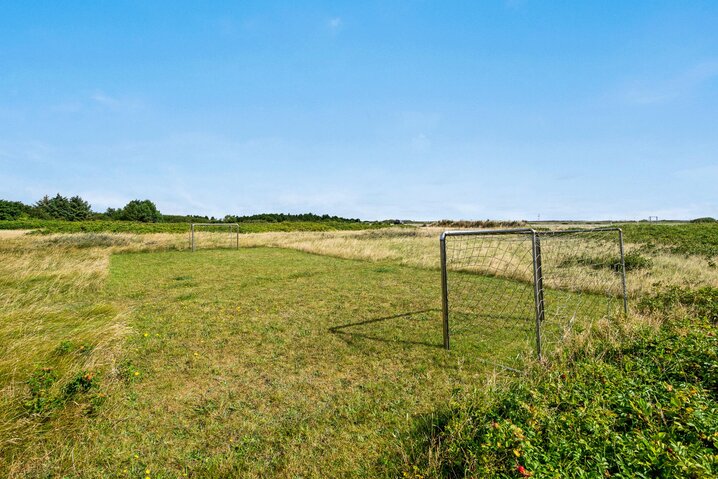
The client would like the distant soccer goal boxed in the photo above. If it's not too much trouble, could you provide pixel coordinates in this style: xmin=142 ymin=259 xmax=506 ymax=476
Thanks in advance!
xmin=190 ymin=223 xmax=240 ymax=252
xmin=440 ymin=227 xmax=627 ymax=367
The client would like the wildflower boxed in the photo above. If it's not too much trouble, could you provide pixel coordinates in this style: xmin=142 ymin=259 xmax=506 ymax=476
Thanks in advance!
xmin=143 ymin=333 xmax=149 ymax=337
xmin=516 ymin=464 xmax=532 ymax=477
xmin=134 ymin=371 xmax=140 ymax=376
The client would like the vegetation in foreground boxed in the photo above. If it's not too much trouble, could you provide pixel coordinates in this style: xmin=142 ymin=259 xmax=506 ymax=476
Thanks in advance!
xmin=396 ymin=300 xmax=718 ymax=478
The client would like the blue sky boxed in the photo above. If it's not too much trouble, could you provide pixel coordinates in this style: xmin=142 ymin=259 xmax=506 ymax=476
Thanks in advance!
xmin=1 ymin=1 xmax=717 ymax=220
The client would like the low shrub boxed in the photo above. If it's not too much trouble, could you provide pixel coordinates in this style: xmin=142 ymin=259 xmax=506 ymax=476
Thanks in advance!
xmin=396 ymin=288 xmax=718 ymax=478
xmin=558 ymin=251 xmax=652 ymax=272
xmin=639 ymin=286 xmax=718 ymax=323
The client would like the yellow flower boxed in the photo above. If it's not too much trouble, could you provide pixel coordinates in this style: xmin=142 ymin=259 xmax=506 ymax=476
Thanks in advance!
xmin=145 ymin=469 xmax=150 ymax=474
xmin=134 ymin=371 xmax=140 ymax=376
xmin=513 ymin=449 xmax=521 ymax=457
xmin=144 ymin=333 xmax=149 ymax=337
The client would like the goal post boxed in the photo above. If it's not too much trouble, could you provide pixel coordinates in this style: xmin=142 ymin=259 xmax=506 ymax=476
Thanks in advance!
xmin=440 ymin=227 xmax=627 ymax=365
xmin=190 ymin=223 xmax=240 ymax=252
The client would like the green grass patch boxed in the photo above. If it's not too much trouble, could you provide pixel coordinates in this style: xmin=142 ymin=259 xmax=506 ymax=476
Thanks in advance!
xmin=6 ymin=247 xmax=604 ymax=477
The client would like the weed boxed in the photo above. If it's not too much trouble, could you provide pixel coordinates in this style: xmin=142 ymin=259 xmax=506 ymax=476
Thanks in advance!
xmin=25 ymin=367 xmax=59 ymax=414
xmin=63 ymin=371 xmax=99 ymax=397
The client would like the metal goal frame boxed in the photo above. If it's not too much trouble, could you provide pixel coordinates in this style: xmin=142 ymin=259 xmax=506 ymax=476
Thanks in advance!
xmin=190 ymin=223 xmax=240 ymax=252
xmin=440 ymin=227 xmax=628 ymax=358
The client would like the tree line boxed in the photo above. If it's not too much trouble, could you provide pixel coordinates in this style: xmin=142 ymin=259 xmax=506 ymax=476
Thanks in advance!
xmin=0 ymin=194 xmax=363 ymax=224
xmin=0 ymin=195 xmax=163 ymax=222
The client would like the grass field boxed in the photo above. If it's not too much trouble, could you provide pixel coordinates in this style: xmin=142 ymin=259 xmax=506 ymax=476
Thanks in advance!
xmin=1 ymin=242 xmax=573 ymax=477
xmin=1 ymin=223 xmax=717 ymax=477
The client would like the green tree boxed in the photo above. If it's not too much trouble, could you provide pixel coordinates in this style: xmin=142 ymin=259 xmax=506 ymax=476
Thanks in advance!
xmin=120 ymin=200 xmax=162 ymax=222
xmin=0 ymin=200 xmax=30 ymax=220
xmin=34 ymin=194 xmax=92 ymax=221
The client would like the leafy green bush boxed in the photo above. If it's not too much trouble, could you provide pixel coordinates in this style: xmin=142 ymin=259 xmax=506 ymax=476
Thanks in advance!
xmin=396 ymin=286 xmax=718 ymax=478
xmin=0 ymin=199 xmax=31 ymax=220
xmin=691 ymin=217 xmax=717 ymax=223
xmin=119 ymin=199 xmax=162 ymax=222
xmin=399 ymin=317 xmax=718 ymax=478
xmin=558 ymin=251 xmax=652 ymax=272
xmin=623 ymin=251 xmax=653 ymax=271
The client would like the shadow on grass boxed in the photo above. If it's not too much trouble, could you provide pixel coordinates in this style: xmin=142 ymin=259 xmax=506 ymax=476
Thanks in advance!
xmin=329 ymin=309 xmax=442 ymax=349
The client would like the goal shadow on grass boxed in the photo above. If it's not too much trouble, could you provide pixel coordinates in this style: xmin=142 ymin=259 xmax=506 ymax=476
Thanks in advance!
xmin=328 ymin=309 xmax=443 ymax=349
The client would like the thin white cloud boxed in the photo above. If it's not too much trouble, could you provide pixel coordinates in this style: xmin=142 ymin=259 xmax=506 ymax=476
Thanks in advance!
xmin=90 ymin=91 xmax=142 ymax=111
xmin=623 ymin=60 xmax=718 ymax=105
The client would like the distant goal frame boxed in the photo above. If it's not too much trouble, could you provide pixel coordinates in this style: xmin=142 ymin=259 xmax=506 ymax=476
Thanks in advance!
xmin=190 ymin=223 xmax=240 ymax=252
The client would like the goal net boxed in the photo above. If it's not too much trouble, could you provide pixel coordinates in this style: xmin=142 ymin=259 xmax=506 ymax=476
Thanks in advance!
xmin=190 ymin=223 xmax=240 ymax=251
xmin=440 ymin=227 xmax=627 ymax=369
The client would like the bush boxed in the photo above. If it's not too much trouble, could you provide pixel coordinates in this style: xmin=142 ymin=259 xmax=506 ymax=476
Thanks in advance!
xmin=395 ymin=288 xmax=718 ymax=478
xmin=119 ymin=199 xmax=162 ymax=223
xmin=691 ymin=217 xmax=717 ymax=223
xmin=558 ymin=251 xmax=652 ymax=272
xmin=623 ymin=251 xmax=653 ymax=271
xmin=399 ymin=318 xmax=718 ymax=478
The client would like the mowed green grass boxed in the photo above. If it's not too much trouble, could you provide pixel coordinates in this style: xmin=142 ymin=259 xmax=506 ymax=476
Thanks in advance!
xmin=72 ymin=247 xmax=485 ymax=477
xmin=11 ymin=246 xmax=608 ymax=477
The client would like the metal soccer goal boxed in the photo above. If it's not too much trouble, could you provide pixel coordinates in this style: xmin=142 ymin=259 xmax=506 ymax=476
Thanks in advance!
xmin=440 ymin=227 xmax=627 ymax=365
xmin=189 ymin=223 xmax=240 ymax=251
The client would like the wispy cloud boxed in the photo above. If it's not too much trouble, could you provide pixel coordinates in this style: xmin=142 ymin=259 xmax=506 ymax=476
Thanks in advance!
xmin=327 ymin=17 xmax=342 ymax=34
xmin=623 ymin=60 xmax=718 ymax=105
xmin=90 ymin=91 xmax=142 ymax=111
